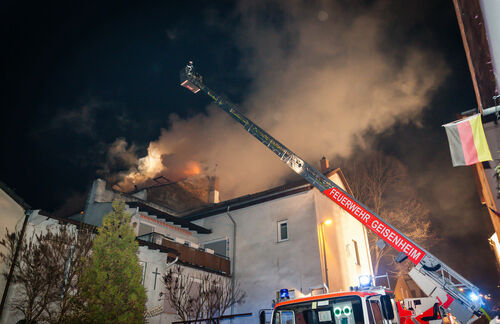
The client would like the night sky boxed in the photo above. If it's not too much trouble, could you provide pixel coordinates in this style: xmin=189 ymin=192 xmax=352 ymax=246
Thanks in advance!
xmin=1 ymin=0 xmax=498 ymax=308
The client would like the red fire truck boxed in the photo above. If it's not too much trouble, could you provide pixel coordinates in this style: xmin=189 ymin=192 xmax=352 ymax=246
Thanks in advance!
xmin=271 ymin=285 xmax=443 ymax=324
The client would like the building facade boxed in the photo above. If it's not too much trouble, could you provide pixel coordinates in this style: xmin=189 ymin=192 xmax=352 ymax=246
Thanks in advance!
xmin=0 ymin=181 xmax=30 ymax=323
xmin=185 ymin=169 xmax=373 ymax=322
xmin=1 ymin=162 xmax=373 ymax=323
xmin=452 ymin=0 xmax=500 ymax=267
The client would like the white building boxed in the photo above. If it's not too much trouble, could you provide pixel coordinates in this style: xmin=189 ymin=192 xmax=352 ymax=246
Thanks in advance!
xmin=77 ymin=159 xmax=372 ymax=323
xmin=0 ymin=158 xmax=373 ymax=323
xmin=184 ymin=167 xmax=373 ymax=323
xmin=0 ymin=180 xmax=225 ymax=324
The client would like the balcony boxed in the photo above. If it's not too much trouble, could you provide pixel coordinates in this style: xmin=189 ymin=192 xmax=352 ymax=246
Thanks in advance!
xmin=137 ymin=232 xmax=230 ymax=275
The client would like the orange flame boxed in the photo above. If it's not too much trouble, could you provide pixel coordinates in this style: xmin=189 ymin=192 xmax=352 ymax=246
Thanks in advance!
xmin=112 ymin=141 xmax=203 ymax=192
xmin=183 ymin=161 xmax=201 ymax=176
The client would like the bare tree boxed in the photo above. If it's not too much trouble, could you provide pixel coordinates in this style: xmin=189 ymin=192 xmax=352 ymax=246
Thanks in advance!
xmin=203 ymin=274 xmax=245 ymax=323
xmin=337 ymin=151 xmax=437 ymax=275
xmin=374 ymin=199 xmax=437 ymax=275
xmin=0 ymin=224 xmax=93 ymax=323
xmin=162 ymin=265 xmax=245 ymax=323
xmin=338 ymin=151 xmax=406 ymax=215
xmin=161 ymin=265 xmax=198 ymax=322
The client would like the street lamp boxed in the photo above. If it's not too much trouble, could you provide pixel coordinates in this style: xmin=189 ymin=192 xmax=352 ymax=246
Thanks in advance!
xmin=320 ymin=219 xmax=332 ymax=292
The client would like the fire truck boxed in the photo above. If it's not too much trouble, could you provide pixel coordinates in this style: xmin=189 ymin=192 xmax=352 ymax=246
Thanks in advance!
xmin=273 ymin=290 xmax=399 ymax=324
xmin=179 ymin=62 xmax=489 ymax=323
xmin=271 ymin=279 xmax=445 ymax=324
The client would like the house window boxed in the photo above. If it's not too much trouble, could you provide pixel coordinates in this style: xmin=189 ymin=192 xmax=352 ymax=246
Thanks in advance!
xmin=203 ymin=239 xmax=228 ymax=257
xmin=352 ymin=240 xmax=360 ymax=265
xmin=278 ymin=220 xmax=288 ymax=242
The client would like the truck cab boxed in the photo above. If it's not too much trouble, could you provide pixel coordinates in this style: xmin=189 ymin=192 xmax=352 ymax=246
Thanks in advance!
xmin=272 ymin=289 xmax=400 ymax=324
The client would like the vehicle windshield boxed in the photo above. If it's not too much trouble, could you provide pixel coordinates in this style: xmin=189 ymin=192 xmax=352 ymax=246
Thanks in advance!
xmin=272 ymin=296 xmax=364 ymax=324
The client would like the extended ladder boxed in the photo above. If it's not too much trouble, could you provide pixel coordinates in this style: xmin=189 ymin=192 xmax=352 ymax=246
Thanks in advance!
xmin=180 ymin=62 xmax=483 ymax=323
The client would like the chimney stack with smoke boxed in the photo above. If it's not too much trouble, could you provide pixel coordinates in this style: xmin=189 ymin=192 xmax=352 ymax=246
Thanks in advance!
xmin=208 ymin=176 xmax=220 ymax=204
xmin=320 ymin=156 xmax=330 ymax=174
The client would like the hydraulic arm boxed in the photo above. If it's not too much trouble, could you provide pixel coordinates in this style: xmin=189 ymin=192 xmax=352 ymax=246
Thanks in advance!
xmin=180 ymin=62 xmax=484 ymax=323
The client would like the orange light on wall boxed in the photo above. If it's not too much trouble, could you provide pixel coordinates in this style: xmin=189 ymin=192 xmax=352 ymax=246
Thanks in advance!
xmin=320 ymin=218 xmax=333 ymax=291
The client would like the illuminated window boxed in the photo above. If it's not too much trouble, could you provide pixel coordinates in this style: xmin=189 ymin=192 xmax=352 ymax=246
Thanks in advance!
xmin=278 ymin=220 xmax=288 ymax=242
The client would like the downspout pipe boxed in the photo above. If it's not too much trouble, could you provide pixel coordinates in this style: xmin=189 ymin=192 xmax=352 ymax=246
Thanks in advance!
xmin=165 ymin=256 xmax=179 ymax=269
xmin=226 ymin=206 xmax=236 ymax=323
xmin=0 ymin=209 xmax=33 ymax=319
xmin=320 ymin=223 xmax=329 ymax=292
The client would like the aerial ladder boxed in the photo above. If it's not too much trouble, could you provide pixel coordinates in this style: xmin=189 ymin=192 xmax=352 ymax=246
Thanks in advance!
xmin=180 ymin=62 xmax=486 ymax=323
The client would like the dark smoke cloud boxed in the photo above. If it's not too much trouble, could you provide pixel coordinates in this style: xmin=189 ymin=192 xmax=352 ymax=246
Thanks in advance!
xmin=107 ymin=0 xmax=448 ymax=201
xmin=98 ymin=138 xmax=139 ymax=184
xmin=369 ymin=121 xmax=499 ymax=293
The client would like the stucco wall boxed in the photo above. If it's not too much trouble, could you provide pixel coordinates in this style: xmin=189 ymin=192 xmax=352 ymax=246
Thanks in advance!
xmin=140 ymin=247 xmax=231 ymax=324
xmin=314 ymin=173 xmax=373 ymax=291
xmin=140 ymin=246 xmax=171 ymax=324
xmin=480 ymin=0 xmax=500 ymax=88
xmin=190 ymin=173 xmax=373 ymax=323
xmin=0 ymin=189 xmax=26 ymax=324
xmin=1 ymin=211 xmax=62 ymax=324
xmin=1 ymin=212 xmax=186 ymax=324
xmin=194 ymin=190 xmax=325 ymax=323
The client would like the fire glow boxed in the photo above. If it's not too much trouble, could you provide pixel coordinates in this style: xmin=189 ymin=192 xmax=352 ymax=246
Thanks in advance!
xmin=113 ymin=145 xmax=202 ymax=192
xmin=183 ymin=161 xmax=201 ymax=176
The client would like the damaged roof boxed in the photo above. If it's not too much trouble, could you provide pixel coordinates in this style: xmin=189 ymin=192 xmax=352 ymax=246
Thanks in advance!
xmin=129 ymin=175 xmax=213 ymax=213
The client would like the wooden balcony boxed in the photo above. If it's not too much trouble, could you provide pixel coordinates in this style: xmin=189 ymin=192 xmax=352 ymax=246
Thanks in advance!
xmin=137 ymin=232 xmax=230 ymax=275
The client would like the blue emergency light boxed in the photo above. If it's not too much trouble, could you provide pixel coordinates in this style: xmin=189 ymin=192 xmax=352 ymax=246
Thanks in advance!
xmin=358 ymin=275 xmax=373 ymax=287
xmin=280 ymin=289 xmax=290 ymax=300
xmin=468 ymin=292 xmax=479 ymax=302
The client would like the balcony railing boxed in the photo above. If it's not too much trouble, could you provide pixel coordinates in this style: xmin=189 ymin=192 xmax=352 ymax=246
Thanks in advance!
xmin=137 ymin=232 xmax=230 ymax=275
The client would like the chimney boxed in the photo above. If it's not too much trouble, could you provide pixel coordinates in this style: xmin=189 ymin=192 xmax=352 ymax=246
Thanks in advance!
xmin=320 ymin=156 xmax=330 ymax=173
xmin=94 ymin=179 xmax=107 ymax=202
xmin=208 ymin=176 xmax=220 ymax=204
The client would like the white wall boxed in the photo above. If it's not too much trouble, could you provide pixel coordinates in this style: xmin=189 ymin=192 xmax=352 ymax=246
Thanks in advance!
xmin=139 ymin=246 xmax=171 ymax=324
xmin=1 ymin=211 xmax=64 ymax=324
xmin=191 ymin=174 xmax=373 ymax=323
xmin=140 ymin=247 xmax=231 ymax=324
xmin=314 ymin=173 xmax=373 ymax=291
xmin=0 ymin=188 xmax=26 ymax=315
xmin=195 ymin=189 xmax=325 ymax=323
xmin=480 ymin=0 xmax=500 ymax=90
xmin=2 ymin=212 xmax=178 ymax=324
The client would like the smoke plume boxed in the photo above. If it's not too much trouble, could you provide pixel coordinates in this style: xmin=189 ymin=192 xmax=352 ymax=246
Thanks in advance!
xmin=110 ymin=0 xmax=448 ymax=199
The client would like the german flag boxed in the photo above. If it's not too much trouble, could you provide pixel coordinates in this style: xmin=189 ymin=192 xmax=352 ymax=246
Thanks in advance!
xmin=443 ymin=114 xmax=492 ymax=166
